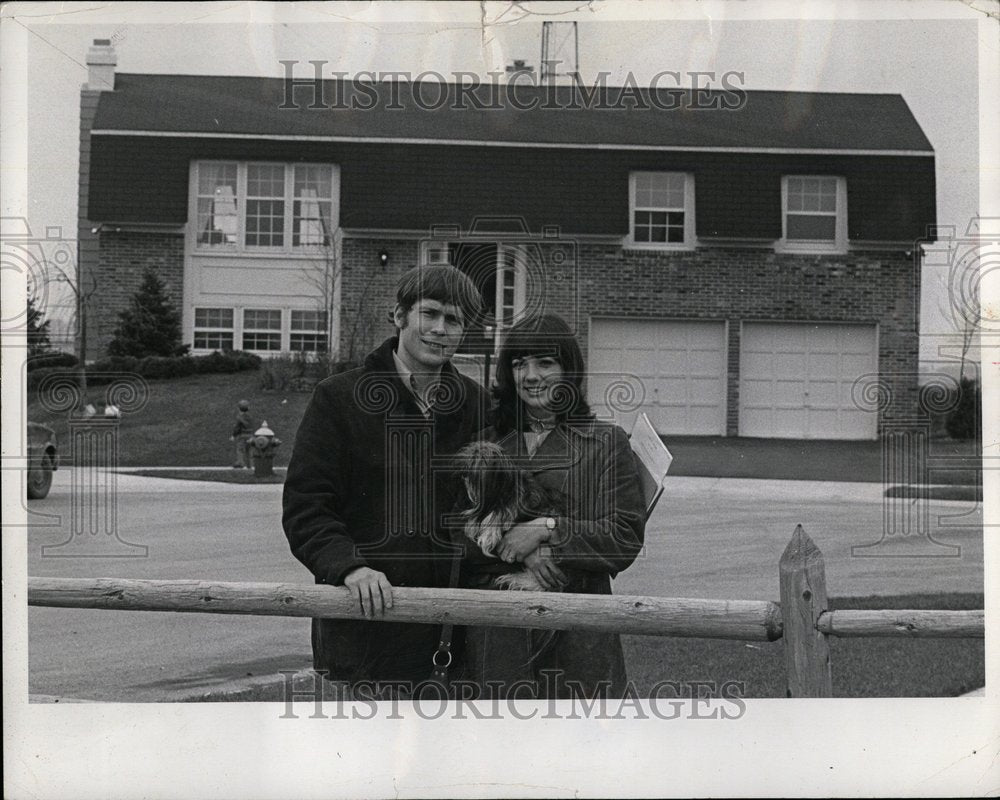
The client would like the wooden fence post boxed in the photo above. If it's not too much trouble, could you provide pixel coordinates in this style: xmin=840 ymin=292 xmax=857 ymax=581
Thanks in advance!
xmin=779 ymin=525 xmax=833 ymax=697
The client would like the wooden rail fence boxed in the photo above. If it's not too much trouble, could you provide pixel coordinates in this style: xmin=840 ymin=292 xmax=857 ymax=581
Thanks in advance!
xmin=27 ymin=526 xmax=983 ymax=697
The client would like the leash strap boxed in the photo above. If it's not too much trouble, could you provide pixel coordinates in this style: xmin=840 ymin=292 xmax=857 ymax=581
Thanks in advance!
xmin=430 ymin=550 xmax=462 ymax=685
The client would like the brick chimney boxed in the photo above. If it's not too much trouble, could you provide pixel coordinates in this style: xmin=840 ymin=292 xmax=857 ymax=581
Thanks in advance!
xmin=85 ymin=39 xmax=116 ymax=91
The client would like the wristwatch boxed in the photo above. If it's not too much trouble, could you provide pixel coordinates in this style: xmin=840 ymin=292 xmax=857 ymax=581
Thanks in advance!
xmin=545 ymin=516 xmax=558 ymax=533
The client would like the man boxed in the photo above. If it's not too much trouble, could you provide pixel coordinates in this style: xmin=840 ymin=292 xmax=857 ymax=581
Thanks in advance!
xmin=283 ymin=264 xmax=488 ymax=695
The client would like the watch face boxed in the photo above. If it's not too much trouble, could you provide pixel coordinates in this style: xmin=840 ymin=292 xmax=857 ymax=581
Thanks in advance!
xmin=546 ymin=517 xmax=557 ymax=530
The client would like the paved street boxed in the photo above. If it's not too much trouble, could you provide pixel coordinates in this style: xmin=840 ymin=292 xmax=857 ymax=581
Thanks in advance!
xmin=25 ymin=469 xmax=984 ymax=701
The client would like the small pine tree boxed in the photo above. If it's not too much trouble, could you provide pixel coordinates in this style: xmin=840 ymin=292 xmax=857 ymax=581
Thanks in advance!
xmin=107 ymin=269 xmax=187 ymax=358
xmin=26 ymin=291 xmax=52 ymax=357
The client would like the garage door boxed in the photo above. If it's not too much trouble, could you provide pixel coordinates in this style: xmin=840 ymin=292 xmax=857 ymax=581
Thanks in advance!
xmin=739 ymin=322 xmax=878 ymax=440
xmin=588 ymin=319 xmax=727 ymax=435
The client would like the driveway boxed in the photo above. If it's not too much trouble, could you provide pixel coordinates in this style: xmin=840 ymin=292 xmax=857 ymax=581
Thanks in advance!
xmin=23 ymin=469 xmax=984 ymax=701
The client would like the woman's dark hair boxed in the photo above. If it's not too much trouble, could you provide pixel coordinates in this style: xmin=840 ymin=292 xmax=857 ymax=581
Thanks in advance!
xmin=492 ymin=313 xmax=593 ymax=434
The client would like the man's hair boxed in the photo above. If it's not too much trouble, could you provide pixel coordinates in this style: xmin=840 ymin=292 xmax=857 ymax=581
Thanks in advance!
xmin=493 ymin=313 xmax=593 ymax=434
xmin=395 ymin=264 xmax=483 ymax=325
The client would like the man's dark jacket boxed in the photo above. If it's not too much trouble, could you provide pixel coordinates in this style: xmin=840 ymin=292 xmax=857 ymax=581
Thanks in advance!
xmin=282 ymin=336 xmax=489 ymax=684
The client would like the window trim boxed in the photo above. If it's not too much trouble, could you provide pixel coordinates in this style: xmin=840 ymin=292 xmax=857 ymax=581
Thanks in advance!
xmin=778 ymin=175 xmax=848 ymax=254
xmin=626 ymin=171 xmax=697 ymax=251
xmin=193 ymin=161 xmax=338 ymax=254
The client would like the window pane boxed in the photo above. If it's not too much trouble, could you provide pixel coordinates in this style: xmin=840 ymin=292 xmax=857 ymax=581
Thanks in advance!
xmin=291 ymin=310 xmax=327 ymax=331
xmin=197 ymin=163 xmax=239 ymax=246
xmin=818 ymin=186 xmax=837 ymax=212
xmin=635 ymin=173 xmax=685 ymax=210
xmin=242 ymin=332 xmax=282 ymax=351
xmin=244 ymin=309 xmax=282 ymax=329
xmin=787 ymin=177 xmax=839 ymax=217
xmin=245 ymin=199 xmax=285 ymax=247
xmin=290 ymin=333 xmax=327 ymax=352
xmin=787 ymin=214 xmax=837 ymax=240
xmin=800 ymin=191 xmax=820 ymax=212
xmin=294 ymin=165 xmax=332 ymax=198
xmin=293 ymin=198 xmax=331 ymax=246
xmin=247 ymin=164 xmax=284 ymax=197
xmin=194 ymin=308 xmax=233 ymax=328
xmin=198 ymin=163 xmax=237 ymax=195
xmin=194 ymin=332 xmax=234 ymax=350
xmin=666 ymin=211 xmax=685 ymax=242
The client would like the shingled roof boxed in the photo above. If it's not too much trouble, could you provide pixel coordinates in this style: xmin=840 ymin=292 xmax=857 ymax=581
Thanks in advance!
xmin=91 ymin=73 xmax=934 ymax=153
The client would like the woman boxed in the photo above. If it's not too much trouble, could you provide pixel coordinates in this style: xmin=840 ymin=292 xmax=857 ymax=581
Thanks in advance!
xmin=462 ymin=314 xmax=646 ymax=699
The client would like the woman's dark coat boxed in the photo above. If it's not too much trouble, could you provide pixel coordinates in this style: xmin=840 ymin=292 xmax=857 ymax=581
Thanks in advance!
xmin=463 ymin=419 xmax=646 ymax=698
xmin=282 ymin=336 xmax=489 ymax=684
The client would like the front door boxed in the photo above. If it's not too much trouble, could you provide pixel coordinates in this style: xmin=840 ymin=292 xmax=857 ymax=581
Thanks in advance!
xmin=494 ymin=243 xmax=527 ymax=350
xmin=424 ymin=240 xmax=527 ymax=356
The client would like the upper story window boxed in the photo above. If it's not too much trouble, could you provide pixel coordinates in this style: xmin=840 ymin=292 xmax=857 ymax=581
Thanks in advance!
xmin=194 ymin=161 xmax=338 ymax=252
xmin=780 ymin=176 xmax=847 ymax=252
xmin=628 ymin=172 xmax=696 ymax=249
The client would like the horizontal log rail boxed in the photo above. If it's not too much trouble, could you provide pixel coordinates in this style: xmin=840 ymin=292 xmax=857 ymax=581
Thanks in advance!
xmin=27 ymin=577 xmax=785 ymax=642
xmin=816 ymin=609 xmax=984 ymax=638
xmin=26 ymin=528 xmax=985 ymax=698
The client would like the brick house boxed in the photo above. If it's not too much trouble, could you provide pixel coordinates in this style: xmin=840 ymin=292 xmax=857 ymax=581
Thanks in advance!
xmin=78 ymin=40 xmax=935 ymax=439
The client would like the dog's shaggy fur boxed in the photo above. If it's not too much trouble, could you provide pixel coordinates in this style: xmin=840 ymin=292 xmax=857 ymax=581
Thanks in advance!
xmin=453 ymin=440 xmax=566 ymax=591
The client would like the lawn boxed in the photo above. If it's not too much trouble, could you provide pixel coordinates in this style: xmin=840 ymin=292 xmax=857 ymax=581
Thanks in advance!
xmin=27 ymin=370 xmax=983 ymax=482
xmin=27 ymin=371 xmax=312 ymax=468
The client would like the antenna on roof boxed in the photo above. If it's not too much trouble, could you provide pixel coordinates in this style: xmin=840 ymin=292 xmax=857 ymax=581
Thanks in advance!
xmin=540 ymin=21 xmax=579 ymax=85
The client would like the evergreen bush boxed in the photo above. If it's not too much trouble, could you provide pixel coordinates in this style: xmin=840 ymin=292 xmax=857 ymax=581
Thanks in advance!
xmin=945 ymin=378 xmax=981 ymax=440
xmin=106 ymin=270 xmax=188 ymax=358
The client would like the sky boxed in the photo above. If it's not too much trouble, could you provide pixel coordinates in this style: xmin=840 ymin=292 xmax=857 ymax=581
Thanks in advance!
xmin=3 ymin=2 xmax=995 ymax=374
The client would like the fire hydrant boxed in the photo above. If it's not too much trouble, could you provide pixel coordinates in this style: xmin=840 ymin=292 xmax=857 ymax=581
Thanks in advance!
xmin=249 ymin=421 xmax=282 ymax=477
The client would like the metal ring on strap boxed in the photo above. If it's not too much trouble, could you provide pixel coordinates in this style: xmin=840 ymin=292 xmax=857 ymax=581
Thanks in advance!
xmin=432 ymin=649 xmax=453 ymax=668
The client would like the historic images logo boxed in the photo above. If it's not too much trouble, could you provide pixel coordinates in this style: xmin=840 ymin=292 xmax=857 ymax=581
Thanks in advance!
xmin=278 ymin=64 xmax=747 ymax=112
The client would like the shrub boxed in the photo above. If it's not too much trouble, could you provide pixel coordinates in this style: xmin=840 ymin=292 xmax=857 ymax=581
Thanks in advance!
xmin=945 ymin=378 xmax=981 ymax=440
xmin=259 ymin=352 xmax=308 ymax=392
xmin=89 ymin=355 xmax=140 ymax=374
xmin=26 ymin=366 xmax=78 ymax=392
xmin=106 ymin=269 xmax=188 ymax=358
xmin=27 ymin=351 xmax=79 ymax=371
xmin=136 ymin=355 xmax=194 ymax=380
xmin=26 ymin=292 xmax=51 ymax=358
xmin=27 ymin=351 xmax=261 ymax=391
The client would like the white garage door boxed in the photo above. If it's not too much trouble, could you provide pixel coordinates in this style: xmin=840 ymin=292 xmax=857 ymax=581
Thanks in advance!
xmin=740 ymin=322 xmax=878 ymax=440
xmin=588 ymin=319 xmax=727 ymax=435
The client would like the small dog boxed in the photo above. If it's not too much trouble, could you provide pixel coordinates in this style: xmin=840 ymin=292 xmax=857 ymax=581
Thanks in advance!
xmin=453 ymin=440 xmax=567 ymax=591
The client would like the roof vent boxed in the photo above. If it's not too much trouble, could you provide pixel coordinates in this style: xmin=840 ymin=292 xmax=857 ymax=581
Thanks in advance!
xmin=86 ymin=38 xmax=117 ymax=91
